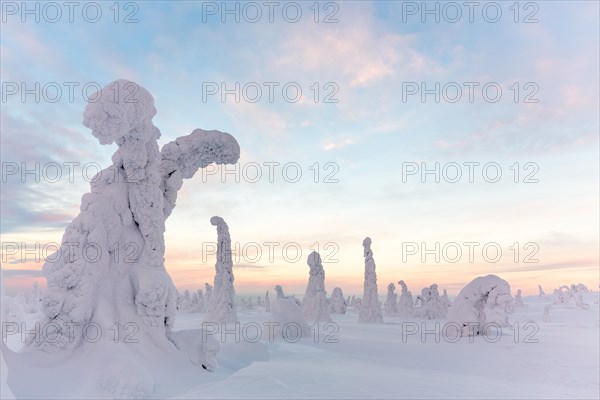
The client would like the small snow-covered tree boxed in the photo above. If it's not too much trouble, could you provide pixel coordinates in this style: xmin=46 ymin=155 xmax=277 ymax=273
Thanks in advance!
xmin=275 ymin=284 xmax=302 ymax=307
xmin=271 ymin=285 xmax=310 ymax=338
xmin=538 ymin=284 xmax=546 ymax=296
xmin=414 ymin=284 xmax=447 ymax=319
xmin=514 ymin=289 xmax=525 ymax=307
xmin=383 ymin=283 xmax=398 ymax=316
xmin=196 ymin=289 xmax=206 ymax=312
xmin=204 ymin=217 xmax=238 ymax=324
xmin=265 ymin=291 xmax=271 ymax=312
xmin=441 ymin=289 xmax=451 ymax=311
xmin=257 ymin=296 xmax=262 ymax=307
xmin=397 ymin=280 xmax=414 ymax=318
xmin=358 ymin=237 xmax=383 ymax=323
xmin=446 ymin=275 xmax=512 ymax=337
xmin=302 ymin=252 xmax=331 ymax=322
xmin=329 ymin=287 xmax=347 ymax=314
xmin=25 ymin=282 xmax=42 ymax=313
xmin=205 ymin=283 xmax=213 ymax=306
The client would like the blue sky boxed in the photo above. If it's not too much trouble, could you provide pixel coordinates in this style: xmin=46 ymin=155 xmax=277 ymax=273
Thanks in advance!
xmin=1 ymin=1 xmax=598 ymax=296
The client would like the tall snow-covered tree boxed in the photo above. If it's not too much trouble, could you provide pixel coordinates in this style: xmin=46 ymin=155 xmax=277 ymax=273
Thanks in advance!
xmin=358 ymin=237 xmax=383 ymax=323
xmin=204 ymin=216 xmax=238 ymax=324
xmin=12 ymin=81 xmax=239 ymax=391
xmin=302 ymin=251 xmax=331 ymax=322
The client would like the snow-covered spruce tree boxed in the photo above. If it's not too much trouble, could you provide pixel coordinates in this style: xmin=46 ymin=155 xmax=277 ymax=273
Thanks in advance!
xmin=441 ymin=289 xmax=451 ymax=311
xmin=302 ymin=251 xmax=331 ymax=323
xmin=196 ymin=289 xmax=206 ymax=312
xmin=265 ymin=290 xmax=271 ymax=312
xmin=329 ymin=287 xmax=347 ymax=314
xmin=383 ymin=283 xmax=398 ymax=316
xmin=358 ymin=237 xmax=383 ymax=323
xmin=414 ymin=284 xmax=447 ymax=319
xmin=25 ymin=282 xmax=42 ymax=313
xmin=446 ymin=275 xmax=512 ymax=337
xmin=538 ymin=284 xmax=546 ymax=296
xmin=514 ymin=289 xmax=525 ymax=307
xmin=205 ymin=282 xmax=213 ymax=305
xmin=204 ymin=216 xmax=238 ymax=324
xmin=21 ymin=80 xmax=240 ymax=353
xmin=397 ymin=280 xmax=414 ymax=318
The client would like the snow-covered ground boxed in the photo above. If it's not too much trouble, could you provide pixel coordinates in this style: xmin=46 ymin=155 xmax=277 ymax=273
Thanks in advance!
xmin=5 ymin=293 xmax=596 ymax=399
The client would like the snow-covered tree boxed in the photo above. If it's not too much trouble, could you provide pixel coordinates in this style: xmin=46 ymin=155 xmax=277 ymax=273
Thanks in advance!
xmin=271 ymin=285 xmax=311 ymax=338
xmin=514 ymin=289 xmax=525 ymax=307
xmin=383 ymin=283 xmax=398 ymax=316
xmin=329 ymin=287 xmax=347 ymax=314
xmin=414 ymin=284 xmax=447 ymax=319
xmin=265 ymin=291 xmax=271 ymax=312
xmin=446 ymin=275 xmax=513 ymax=337
xmin=358 ymin=237 xmax=383 ymax=323
xmin=257 ymin=296 xmax=262 ymax=307
xmin=302 ymin=252 xmax=331 ymax=322
xmin=25 ymin=282 xmax=42 ymax=313
xmin=204 ymin=216 xmax=238 ymax=324
xmin=196 ymin=289 xmax=206 ymax=312
xmin=275 ymin=284 xmax=302 ymax=307
xmin=205 ymin=283 xmax=213 ymax=306
xmin=0 ymin=269 xmax=16 ymax=399
xmin=397 ymin=280 xmax=414 ymax=318
xmin=538 ymin=284 xmax=546 ymax=296
xmin=350 ymin=296 xmax=362 ymax=312
xmin=575 ymin=294 xmax=590 ymax=309
xmin=441 ymin=289 xmax=451 ymax=311
xmin=15 ymin=80 xmax=240 ymax=381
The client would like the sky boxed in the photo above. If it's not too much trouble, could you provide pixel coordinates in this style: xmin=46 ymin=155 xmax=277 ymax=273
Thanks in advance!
xmin=1 ymin=1 xmax=598 ymax=298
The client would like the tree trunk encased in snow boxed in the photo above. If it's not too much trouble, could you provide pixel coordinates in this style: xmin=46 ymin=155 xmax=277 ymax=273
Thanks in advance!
xmin=19 ymin=79 xmax=240 ymax=355
xmin=446 ymin=275 xmax=513 ymax=337
xmin=302 ymin=252 xmax=331 ymax=323
xmin=204 ymin=216 xmax=238 ymax=324
xmin=358 ymin=237 xmax=383 ymax=323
